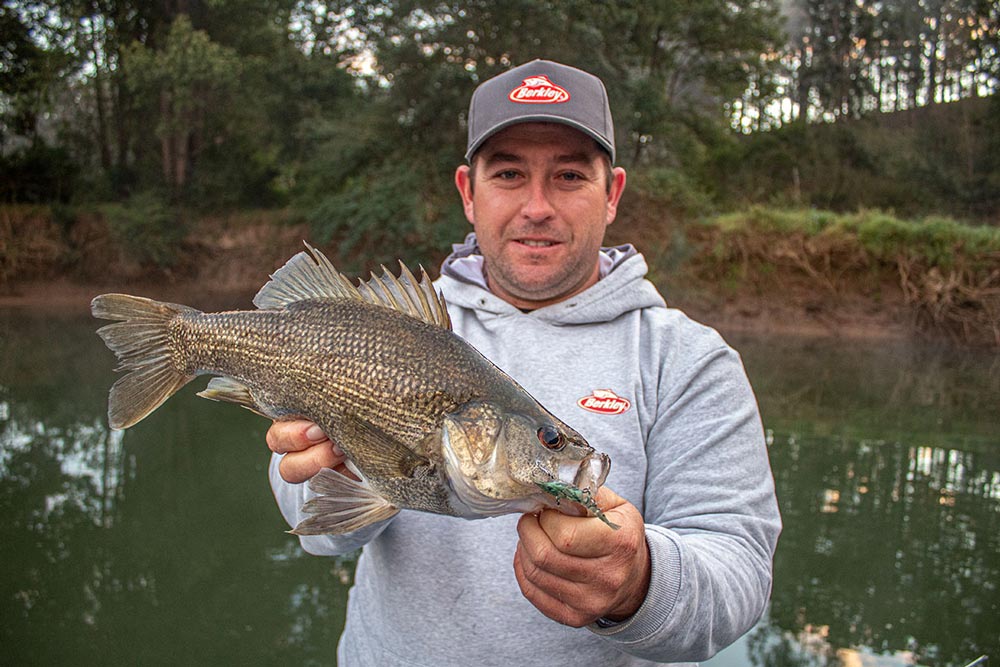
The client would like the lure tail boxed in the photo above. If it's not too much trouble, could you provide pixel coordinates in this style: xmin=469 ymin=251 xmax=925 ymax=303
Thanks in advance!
xmin=91 ymin=294 xmax=200 ymax=430
xmin=537 ymin=480 xmax=621 ymax=530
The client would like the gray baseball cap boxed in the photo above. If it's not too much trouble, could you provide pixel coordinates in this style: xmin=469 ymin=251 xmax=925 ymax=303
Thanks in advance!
xmin=465 ymin=59 xmax=616 ymax=163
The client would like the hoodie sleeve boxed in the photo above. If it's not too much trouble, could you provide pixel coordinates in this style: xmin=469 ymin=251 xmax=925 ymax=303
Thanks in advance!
xmin=590 ymin=340 xmax=781 ymax=662
xmin=269 ymin=453 xmax=393 ymax=555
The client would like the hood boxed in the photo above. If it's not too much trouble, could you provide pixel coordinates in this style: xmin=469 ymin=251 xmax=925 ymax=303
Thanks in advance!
xmin=437 ymin=233 xmax=665 ymax=325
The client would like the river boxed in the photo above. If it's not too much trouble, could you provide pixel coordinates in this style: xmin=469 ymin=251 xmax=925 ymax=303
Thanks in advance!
xmin=1 ymin=308 xmax=997 ymax=666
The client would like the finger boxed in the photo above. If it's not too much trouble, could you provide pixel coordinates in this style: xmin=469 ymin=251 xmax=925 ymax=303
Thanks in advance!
xmin=514 ymin=540 xmax=591 ymax=602
xmin=538 ymin=487 xmax=635 ymax=559
xmin=592 ymin=485 xmax=627 ymax=509
xmin=278 ymin=443 xmax=339 ymax=483
xmin=266 ymin=420 xmax=333 ymax=454
xmin=516 ymin=513 xmax=592 ymax=583
xmin=513 ymin=543 xmax=599 ymax=628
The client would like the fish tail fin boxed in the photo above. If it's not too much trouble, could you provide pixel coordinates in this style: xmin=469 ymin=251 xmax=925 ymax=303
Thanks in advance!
xmin=91 ymin=294 xmax=200 ymax=430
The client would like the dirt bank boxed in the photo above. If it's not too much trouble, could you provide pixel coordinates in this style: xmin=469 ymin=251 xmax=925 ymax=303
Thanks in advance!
xmin=0 ymin=207 xmax=984 ymax=346
xmin=0 ymin=257 xmax=915 ymax=346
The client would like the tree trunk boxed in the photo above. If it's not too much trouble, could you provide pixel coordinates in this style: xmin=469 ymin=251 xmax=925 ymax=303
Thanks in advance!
xmin=160 ymin=90 xmax=173 ymax=186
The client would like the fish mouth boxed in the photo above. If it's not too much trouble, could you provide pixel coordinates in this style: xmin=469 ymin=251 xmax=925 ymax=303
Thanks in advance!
xmin=561 ymin=451 xmax=610 ymax=494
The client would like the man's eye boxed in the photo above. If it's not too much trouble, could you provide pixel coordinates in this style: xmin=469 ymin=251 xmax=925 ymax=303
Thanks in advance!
xmin=496 ymin=170 xmax=519 ymax=179
xmin=559 ymin=172 xmax=583 ymax=182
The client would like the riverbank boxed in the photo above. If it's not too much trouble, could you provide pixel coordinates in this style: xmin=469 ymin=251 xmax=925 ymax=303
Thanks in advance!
xmin=0 ymin=272 xmax=912 ymax=343
xmin=2 ymin=205 xmax=997 ymax=346
xmin=0 ymin=249 xmax=915 ymax=347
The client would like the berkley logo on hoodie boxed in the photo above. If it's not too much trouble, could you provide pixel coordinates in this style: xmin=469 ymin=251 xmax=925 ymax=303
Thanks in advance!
xmin=508 ymin=75 xmax=570 ymax=104
xmin=577 ymin=389 xmax=631 ymax=415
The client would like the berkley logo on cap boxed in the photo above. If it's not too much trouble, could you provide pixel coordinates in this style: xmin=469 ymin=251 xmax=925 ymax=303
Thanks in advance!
xmin=577 ymin=389 xmax=631 ymax=415
xmin=508 ymin=75 xmax=570 ymax=104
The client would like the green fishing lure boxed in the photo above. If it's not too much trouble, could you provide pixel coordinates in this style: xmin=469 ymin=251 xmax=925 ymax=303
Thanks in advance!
xmin=537 ymin=481 xmax=621 ymax=530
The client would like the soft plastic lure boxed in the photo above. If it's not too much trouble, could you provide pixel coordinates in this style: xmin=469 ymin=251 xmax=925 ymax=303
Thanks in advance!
xmin=537 ymin=480 xmax=621 ymax=530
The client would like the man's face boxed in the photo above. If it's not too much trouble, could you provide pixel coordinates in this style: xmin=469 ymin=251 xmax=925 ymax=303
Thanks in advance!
xmin=454 ymin=123 xmax=627 ymax=310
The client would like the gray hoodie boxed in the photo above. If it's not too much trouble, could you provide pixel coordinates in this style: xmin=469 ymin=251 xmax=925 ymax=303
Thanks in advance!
xmin=269 ymin=235 xmax=781 ymax=666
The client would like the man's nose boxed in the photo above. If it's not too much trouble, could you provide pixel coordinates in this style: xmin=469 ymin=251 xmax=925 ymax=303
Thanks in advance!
xmin=520 ymin=180 xmax=555 ymax=222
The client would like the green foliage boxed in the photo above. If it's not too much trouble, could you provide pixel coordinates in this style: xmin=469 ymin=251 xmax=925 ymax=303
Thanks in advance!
xmin=0 ymin=143 xmax=78 ymax=203
xmin=102 ymin=192 xmax=185 ymax=267
xmin=631 ymin=167 xmax=715 ymax=219
xmin=709 ymin=98 xmax=1000 ymax=221
xmin=774 ymin=0 xmax=998 ymax=125
xmin=707 ymin=206 xmax=1000 ymax=267
xmin=712 ymin=206 xmax=836 ymax=235
xmin=0 ymin=3 xmax=76 ymax=139
xmin=125 ymin=16 xmax=240 ymax=137
xmin=2 ymin=0 xmax=996 ymax=274
xmin=852 ymin=213 xmax=1000 ymax=268
xmin=123 ymin=15 xmax=242 ymax=197
xmin=294 ymin=96 xmax=467 ymax=270
xmin=700 ymin=206 xmax=1000 ymax=343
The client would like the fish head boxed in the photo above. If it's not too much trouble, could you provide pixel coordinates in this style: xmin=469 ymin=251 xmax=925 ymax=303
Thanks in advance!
xmin=442 ymin=401 xmax=611 ymax=518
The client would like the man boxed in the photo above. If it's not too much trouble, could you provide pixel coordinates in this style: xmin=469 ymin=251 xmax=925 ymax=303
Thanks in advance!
xmin=266 ymin=60 xmax=781 ymax=666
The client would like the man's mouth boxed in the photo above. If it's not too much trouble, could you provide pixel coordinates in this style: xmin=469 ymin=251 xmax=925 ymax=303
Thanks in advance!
xmin=517 ymin=239 xmax=557 ymax=248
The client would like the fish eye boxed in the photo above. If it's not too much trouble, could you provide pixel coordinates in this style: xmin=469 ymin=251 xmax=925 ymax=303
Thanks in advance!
xmin=537 ymin=425 xmax=565 ymax=451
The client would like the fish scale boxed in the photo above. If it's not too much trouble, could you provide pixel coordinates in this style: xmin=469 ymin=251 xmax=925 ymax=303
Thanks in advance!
xmin=91 ymin=243 xmax=613 ymax=535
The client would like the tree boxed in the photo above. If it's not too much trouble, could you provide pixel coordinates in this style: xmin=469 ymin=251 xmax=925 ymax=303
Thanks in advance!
xmin=778 ymin=0 xmax=998 ymax=123
xmin=291 ymin=0 xmax=784 ymax=266
xmin=124 ymin=15 xmax=240 ymax=196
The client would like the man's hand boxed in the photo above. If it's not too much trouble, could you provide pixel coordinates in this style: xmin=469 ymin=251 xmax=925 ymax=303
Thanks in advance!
xmin=513 ymin=486 xmax=651 ymax=627
xmin=266 ymin=420 xmax=355 ymax=483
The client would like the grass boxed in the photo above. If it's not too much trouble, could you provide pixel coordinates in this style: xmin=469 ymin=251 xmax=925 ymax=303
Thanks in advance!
xmin=708 ymin=207 xmax=1000 ymax=267
xmin=695 ymin=206 xmax=1000 ymax=345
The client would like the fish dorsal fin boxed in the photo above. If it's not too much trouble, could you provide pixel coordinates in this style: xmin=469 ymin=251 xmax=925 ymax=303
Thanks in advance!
xmin=253 ymin=242 xmax=361 ymax=309
xmin=360 ymin=262 xmax=452 ymax=330
xmin=254 ymin=243 xmax=452 ymax=330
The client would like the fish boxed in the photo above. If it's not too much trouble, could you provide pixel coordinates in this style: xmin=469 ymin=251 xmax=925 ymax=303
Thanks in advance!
xmin=91 ymin=243 xmax=614 ymax=535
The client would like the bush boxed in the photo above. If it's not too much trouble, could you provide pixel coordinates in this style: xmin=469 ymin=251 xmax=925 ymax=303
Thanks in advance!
xmin=102 ymin=191 xmax=184 ymax=268
xmin=0 ymin=143 xmax=79 ymax=204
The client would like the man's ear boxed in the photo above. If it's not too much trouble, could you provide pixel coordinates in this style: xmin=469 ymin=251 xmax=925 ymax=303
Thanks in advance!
xmin=605 ymin=167 xmax=627 ymax=225
xmin=455 ymin=165 xmax=475 ymax=224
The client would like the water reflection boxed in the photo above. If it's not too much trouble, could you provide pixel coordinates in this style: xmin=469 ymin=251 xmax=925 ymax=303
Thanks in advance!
xmin=0 ymin=310 xmax=348 ymax=665
xmin=757 ymin=432 xmax=999 ymax=667
xmin=2 ymin=314 xmax=998 ymax=666
xmin=716 ymin=336 xmax=1000 ymax=667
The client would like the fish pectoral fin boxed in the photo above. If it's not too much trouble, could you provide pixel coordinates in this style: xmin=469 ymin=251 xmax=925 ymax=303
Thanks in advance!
xmin=290 ymin=468 xmax=400 ymax=535
xmin=343 ymin=416 xmax=432 ymax=480
xmin=196 ymin=377 xmax=270 ymax=417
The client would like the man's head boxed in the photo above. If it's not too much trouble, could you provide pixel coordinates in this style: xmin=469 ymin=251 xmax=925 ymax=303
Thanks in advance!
xmin=455 ymin=60 xmax=627 ymax=310
xmin=465 ymin=60 xmax=616 ymax=164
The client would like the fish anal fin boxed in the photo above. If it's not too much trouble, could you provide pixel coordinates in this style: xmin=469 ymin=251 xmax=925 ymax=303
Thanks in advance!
xmin=290 ymin=468 xmax=400 ymax=535
xmin=196 ymin=377 xmax=270 ymax=418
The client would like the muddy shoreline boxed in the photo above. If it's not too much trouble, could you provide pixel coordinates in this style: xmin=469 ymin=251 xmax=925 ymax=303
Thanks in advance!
xmin=0 ymin=273 xmax=917 ymax=347
xmin=1 ymin=211 xmax=982 ymax=347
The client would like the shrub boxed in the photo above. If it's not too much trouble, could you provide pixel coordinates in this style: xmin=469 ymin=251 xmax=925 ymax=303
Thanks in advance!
xmin=102 ymin=191 xmax=184 ymax=268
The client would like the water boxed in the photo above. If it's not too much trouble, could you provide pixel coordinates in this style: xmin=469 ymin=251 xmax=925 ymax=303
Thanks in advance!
xmin=2 ymin=310 xmax=998 ymax=666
